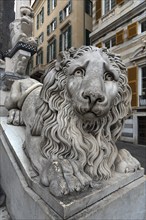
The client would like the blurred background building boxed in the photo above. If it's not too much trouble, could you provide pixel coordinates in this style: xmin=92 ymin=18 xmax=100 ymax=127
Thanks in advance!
xmin=30 ymin=0 xmax=92 ymax=80
xmin=90 ymin=0 xmax=146 ymax=145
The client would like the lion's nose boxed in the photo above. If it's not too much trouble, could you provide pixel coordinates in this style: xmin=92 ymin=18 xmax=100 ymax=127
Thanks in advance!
xmin=82 ymin=91 xmax=105 ymax=105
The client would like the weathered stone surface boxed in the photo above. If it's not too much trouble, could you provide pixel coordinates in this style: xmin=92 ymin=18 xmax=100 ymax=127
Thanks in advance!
xmin=69 ymin=176 xmax=146 ymax=220
xmin=4 ymin=46 xmax=142 ymax=198
xmin=1 ymin=117 xmax=145 ymax=219
xmin=0 ymin=207 xmax=10 ymax=220
xmin=0 ymin=127 xmax=62 ymax=220
xmin=5 ymin=50 xmax=31 ymax=75
xmin=0 ymin=59 xmax=5 ymax=69
xmin=9 ymin=6 xmax=37 ymax=48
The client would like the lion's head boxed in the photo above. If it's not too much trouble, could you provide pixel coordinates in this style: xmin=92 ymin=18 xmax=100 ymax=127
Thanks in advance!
xmin=31 ymin=46 xmax=132 ymax=180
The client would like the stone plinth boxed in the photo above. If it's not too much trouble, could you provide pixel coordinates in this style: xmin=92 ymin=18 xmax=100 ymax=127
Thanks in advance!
xmin=0 ymin=118 xmax=145 ymax=220
xmin=5 ymin=50 xmax=31 ymax=75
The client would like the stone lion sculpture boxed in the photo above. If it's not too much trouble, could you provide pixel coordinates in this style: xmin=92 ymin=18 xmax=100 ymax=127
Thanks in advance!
xmin=5 ymin=46 xmax=141 ymax=197
xmin=9 ymin=6 xmax=37 ymax=48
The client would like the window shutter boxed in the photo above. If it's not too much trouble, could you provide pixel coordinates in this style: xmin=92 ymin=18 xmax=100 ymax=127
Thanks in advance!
xmin=54 ymin=0 xmax=57 ymax=7
xmin=127 ymin=22 xmax=138 ymax=39
xmin=96 ymin=42 xmax=102 ymax=48
xmin=48 ymin=0 xmax=50 ymax=15
xmin=47 ymin=44 xmax=49 ymax=63
xmin=42 ymin=32 xmax=44 ymax=42
xmin=116 ymin=30 xmax=124 ymax=45
xmin=116 ymin=0 xmax=124 ymax=5
xmin=59 ymin=10 xmax=63 ymax=23
xmin=53 ymin=39 xmax=56 ymax=59
xmin=47 ymin=25 xmax=50 ymax=36
xmin=68 ymin=25 xmax=72 ymax=49
xmin=96 ymin=0 xmax=102 ymax=21
xmin=85 ymin=29 xmax=91 ymax=46
xmin=54 ymin=17 xmax=57 ymax=29
xmin=59 ymin=34 xmax=62 ymax=51
xmin=37 ymin=14 xmax=39 ymax=29
xmin=127 ymin=66 xmax=138 ymax=107
xmin=42 ymin=7 xmax=44 ymax=23
xmin=69 ymin=0 xmax=72 ymax=14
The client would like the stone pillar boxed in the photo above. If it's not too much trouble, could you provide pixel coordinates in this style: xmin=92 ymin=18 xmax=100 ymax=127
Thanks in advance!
xmin=0 ymin=0 xmax=37 ymax=117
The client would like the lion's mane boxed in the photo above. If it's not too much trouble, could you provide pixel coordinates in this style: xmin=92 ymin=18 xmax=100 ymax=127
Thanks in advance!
xmin=31 ymin=46 xmax=132 ymax=180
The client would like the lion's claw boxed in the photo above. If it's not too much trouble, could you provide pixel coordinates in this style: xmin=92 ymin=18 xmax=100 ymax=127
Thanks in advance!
xmin=7 ymin=109 xmax=24 ymax=126
xmin=40 ymin=159 xmax=92 ymax=196
xmin=115 ymin=149 xmax=141 ymax=173
xmin=41 ymin=160 xmax=69 ymax=197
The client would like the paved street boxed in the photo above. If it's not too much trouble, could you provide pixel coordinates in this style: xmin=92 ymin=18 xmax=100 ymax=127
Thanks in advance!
xmin=117 ymin=141 xmax=146 ymax=174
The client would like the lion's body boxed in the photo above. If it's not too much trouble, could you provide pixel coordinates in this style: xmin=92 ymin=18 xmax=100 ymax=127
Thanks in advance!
xmin=5 ymin=46 xmax=141 ymax=197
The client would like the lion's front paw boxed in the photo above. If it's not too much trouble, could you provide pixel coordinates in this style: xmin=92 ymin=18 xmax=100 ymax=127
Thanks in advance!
xmin=7 ymin=109 xmax=24 ymax=126
xmin=40 ymin=158 xmax=92 ymax=197
xmin=40 ymin=160 xmax=69 ymax=197
xmin=115 ymin=149 xmax=141 ymax=173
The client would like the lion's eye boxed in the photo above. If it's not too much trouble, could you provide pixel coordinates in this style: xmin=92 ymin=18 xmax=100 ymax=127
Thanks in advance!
xmin=74 ymin=68 xmax=85 ymax=77
xmin=104 ymin=72 xmax=114 ymax=81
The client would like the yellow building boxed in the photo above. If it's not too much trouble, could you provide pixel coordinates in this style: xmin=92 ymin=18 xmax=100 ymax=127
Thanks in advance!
xmin=31 ymin=0 xmax=92 ymax=78
xmin=90 ymin=0 xmax=146 ymax=145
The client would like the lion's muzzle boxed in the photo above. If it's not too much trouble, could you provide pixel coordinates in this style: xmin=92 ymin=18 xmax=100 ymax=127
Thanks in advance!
xmin=82 ymin=90 xmax=106 ymax=106
xmin=73 ymin=89 xmax=109 ymax=120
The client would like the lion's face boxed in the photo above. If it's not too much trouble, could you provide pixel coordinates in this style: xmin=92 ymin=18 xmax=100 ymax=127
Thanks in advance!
xmin=66 ymin=50 xmax=120 ymax=121
xmin=20 ymin=7 xmax=33 ymax=32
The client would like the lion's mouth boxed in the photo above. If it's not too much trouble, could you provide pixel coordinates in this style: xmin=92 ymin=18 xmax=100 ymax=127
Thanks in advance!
xmin=83 ymin=110 xmax=107 ymax=119
xmin=21 ymin=18 xmax=30 ymax=25
xmin=75 ymin=107 xmax=108 ymax=120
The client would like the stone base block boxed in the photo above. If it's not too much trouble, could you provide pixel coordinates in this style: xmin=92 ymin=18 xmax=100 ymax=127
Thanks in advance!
xmin=0 ymin=118 xmax=146 ymax=220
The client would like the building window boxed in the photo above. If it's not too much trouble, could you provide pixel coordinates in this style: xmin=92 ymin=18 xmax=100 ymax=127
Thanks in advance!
xmin=38 ymin=32 xmax=44 ymax=46
xmin=47 ymin=38 xmax=56 ymax=63
xmin=104 ymin=36 xmax=116 ymax=48
xmin=103 ymin=0 xmax=116 ymax=15
xmin=36 ymin=49 xmax=43 ymax=65
xmin=141 ymin=20 xmax=146 ymax=33
xmin=47 ymin=18 xmax=57 ymax=36
xmin=85 ymin=0 xmax=92 ymax=16
xmin=59 ymin=25 xmax=72 ymax=51
xmin=48 ymin=0 xmax=57 ymax=15
xmin=139 ymin=66 xmax=146 ymax=107
xmin=142 ymin=66 xmax=146 ymax=96
xmin=36 ymin=7 xmax=44 ymax=29
xmin=85 ymin=29 xmax=91 ymax=46
xmin=59 ymin=0 xmax=72 ymax=23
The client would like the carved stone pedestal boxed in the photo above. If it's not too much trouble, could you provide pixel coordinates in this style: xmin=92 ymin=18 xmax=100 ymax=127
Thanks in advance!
xmin=0 ymin=118 xmax=146 ymax=220
xmin=5 ymin=41 xmax=37 ymax=76
xmin=5 ymin=50 xmax=31 ymax=75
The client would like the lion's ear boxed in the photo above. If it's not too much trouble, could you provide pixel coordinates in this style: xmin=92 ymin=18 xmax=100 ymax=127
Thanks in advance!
xmin=55 ymin=48 xmax=77 ymax=71
xmin=55 ymin=51 xmax=70 ymax=71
